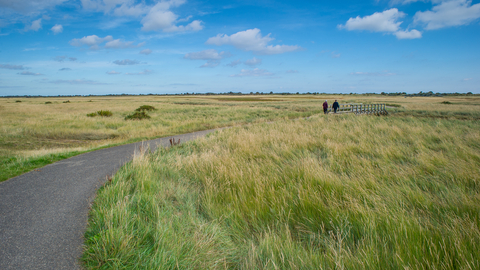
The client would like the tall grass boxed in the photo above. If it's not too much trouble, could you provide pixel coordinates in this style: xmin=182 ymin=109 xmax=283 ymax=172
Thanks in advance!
xmin=83 ymin=115 xmax=480 ymax=269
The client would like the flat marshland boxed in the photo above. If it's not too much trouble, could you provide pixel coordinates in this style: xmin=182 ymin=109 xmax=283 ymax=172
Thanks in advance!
xmin=75 ymin=95 xmax=479 ymax=269
xmin=1 ymin=95 xmax=325 ymax=181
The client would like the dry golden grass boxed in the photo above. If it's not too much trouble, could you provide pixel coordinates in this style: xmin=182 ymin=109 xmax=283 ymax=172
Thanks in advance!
xmin=83 ymin=106 xmax=480 ymax=269
xmin=1 ymin=94 xmax=478 ymax=182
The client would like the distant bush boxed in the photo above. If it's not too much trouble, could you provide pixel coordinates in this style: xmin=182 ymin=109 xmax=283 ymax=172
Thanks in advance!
xmin=386 ymin=103 xmax=402 ymax=108
xmin=45 ymin=101 xmax=52 ymax=104
xmin=97 ymin=110 xmax=113 ymax=117
xmin=135 ymin=105 xmax=156 ymax=112
xmin=87 ymin=110 xmax=113 ymax=117
xmin=441 ymin=101 xmax=453 ymax=104
xmin=125 ymin=111 xmax=151 ymax=120
xmin=15 ymin=100 xmax=21 ymax=103
xmin=63 ymin=100 xmax=70 ymax=103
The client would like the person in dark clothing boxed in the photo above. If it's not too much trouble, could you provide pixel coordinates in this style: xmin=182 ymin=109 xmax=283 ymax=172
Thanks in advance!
xmin=332 ymin=100 xmax=339 ymax=113
xmin=323 ymin=100 xmax=328 ymax=114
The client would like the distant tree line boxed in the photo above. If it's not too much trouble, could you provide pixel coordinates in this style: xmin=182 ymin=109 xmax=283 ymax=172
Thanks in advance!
xmin=2 ymin=91 xmax=477 ymax=98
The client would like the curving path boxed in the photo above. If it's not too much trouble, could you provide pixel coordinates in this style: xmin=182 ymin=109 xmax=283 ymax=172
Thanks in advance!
xmin=0 ymin=129 xmax=218 ymax=270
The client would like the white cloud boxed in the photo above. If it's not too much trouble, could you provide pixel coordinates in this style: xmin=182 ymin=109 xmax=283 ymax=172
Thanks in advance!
xmin=227 ymin=59 xmax=242 ymax=67
xmin=463 ymin=78 xmax=472 ymax=81
xmin=414 ymin=0 xmax=480 ymax=30
xmin=140 ymin=1 xmax=203 ymax=32
xmin=113 ymin=59 xmax=140 ymax=65
xmin=244 ymin=57 xmax=262 ymax=66
xmin=184 ymin=49 xmax=230 ymax=60
xmin=70 ymin=35 xmax=113 ymax=50
xmin=140 ymin=48 xmax=152 ymax=55
xmin=338 ymin=8 xmax=404 ymax=32
xmin=25 ymin=19 xmax=42 ymax=32
xmin=230 ymin=68 xmax=274 ymax=77
xmin=200 ymin=61 xmax=220 ymax=68
xmin=394 ymin=29 xmax=422 ymax=39
xmin=0 ymin=64 xmax=25 ymax=70
xmin=19 ymin=71 xmax=43 ymax=75
xmin=51 ymin=24 xmax=63 ymax=34
xmin=70 ymin=35 xmax=141 ymax=50
xmin=286 ymin=70 xmax=298 ymax=73
xmin=206 ymin=28 xmax=301 ymax=55
xmin=106 ymin=70 xmax=121 ymax=74
xmin=339 ymin=8 xmax=423 ymax=39
xmin=105 ymin=39 xmax=143 ymax=49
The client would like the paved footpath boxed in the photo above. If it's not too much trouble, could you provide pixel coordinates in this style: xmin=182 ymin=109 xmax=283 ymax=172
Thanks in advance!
xmin=0 ymin=129 xmax=217 ymax=270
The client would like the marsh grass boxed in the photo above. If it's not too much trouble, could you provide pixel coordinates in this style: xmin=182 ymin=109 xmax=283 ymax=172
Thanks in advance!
xmin=1 ymin=95 xmax=478 ymax=182
xmin=83 ymin=114 xmax=480 ymax=269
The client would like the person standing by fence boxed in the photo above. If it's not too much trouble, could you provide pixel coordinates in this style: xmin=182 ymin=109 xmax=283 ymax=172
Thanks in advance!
xmin=323 ymin=100 xmax=328 ymax=114
xmin=332 ymin=100 xmax=339 ymax=113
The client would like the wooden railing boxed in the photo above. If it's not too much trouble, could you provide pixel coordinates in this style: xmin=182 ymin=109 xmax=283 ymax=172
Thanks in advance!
xmin=327 ymin=104 xmax=388 ymax=115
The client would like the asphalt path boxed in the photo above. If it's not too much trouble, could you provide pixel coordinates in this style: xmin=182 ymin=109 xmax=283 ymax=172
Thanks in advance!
xmin=0 ymin=129 xmax=217 ymax=270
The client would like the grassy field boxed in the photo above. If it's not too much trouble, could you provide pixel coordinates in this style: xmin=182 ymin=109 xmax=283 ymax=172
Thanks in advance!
xmin=1 ymin=95 xmax=328 ymax=182
xmin=78 ymin=95 xmax=480 ymax=269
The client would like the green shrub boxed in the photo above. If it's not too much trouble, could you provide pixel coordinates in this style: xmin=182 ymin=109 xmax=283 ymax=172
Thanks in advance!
xmin=15 ymin=100 xmax=21 ymax=103
xmin=135 ymin=105 xmax=155 ymax=111
xmin=125 ymin=111 xmax=151 ymax=120
xmin=87 ymin=110 xmax=113 ymax=117
xmin=97 ymin=110 xmax=113 ymax=117
xmin=45 ymin=101 xmax=52 ymax=104
xmin=63 ymin=100 xmax=70 ymax=103
xmin=441 ymin=101 xmax=453 ymax=104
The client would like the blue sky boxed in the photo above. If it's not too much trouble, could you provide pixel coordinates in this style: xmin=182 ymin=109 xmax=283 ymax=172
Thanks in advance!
xmin=0 ymin=0 xmax=479 ymax=95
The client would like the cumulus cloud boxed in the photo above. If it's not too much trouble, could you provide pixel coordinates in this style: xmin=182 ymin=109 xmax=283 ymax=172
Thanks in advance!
xmin=113 ymin=59 xmax=140 ymax=65
xmin=394 ymin=29 xmax=422 ymax=39
xmin=0 ymin=64 xmax=25 ymax=70
xmin=184 ymin=49 xmax=231 ymax=68
xmin=105 ymin=39 xmax=144 ymax=49
xmin=339 ymin=8 xmax=422 ymax=39
xmin=338 ymin=8 xmax=404 ymax=32
xmin=25 ymin=19 xmax=42 ymax=31
xmin=140 ymin=48 xmax=152 ymax=55
xmin=125 ymin=69 xmax=152 ymax=75
xmin=230 ymin=68 xmax=274 ymax=77
xmin=51 ymin=24 xmax=63 ymax=34
xmin=414 ymin=0 xmax=480 ymax=30
xmin=106 ymin=70 xmax=121 ymax=74
xmin=184 ymin=49 xmax=230 ymax=60
xmin=70 ymin=35 xmax=113 ymax=50
xmin=70 ymin=35 xmax=142 ymax=50
xmin=227 ymin=59 xmax=242 ymax=67
xmin=244 ymin=57 xmax=262 ymax=66
xmin=18 ymin=71 xmax=43 ymax=75
xmin=140 ymin=1 xmax=203 ymax=32
xmin=206 ymin=28 xmax=301 ymax=55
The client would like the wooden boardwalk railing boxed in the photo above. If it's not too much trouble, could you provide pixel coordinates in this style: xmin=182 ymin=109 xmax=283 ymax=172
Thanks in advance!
xmin=327 ymin=104 xmax=388 ymax=115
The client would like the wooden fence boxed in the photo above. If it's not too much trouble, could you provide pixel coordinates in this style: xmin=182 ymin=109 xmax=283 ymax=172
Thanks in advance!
xmin=327 ymin=104 xmax=388 ymax=115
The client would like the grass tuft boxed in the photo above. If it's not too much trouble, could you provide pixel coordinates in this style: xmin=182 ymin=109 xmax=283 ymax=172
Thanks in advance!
xmin=125 ymin=111 xmax=151 ymax=120
xmin=135 ymin=105 xmax=156 ymax=111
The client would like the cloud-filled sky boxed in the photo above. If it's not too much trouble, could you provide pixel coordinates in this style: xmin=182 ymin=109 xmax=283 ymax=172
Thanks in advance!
xmin=0 ymin=0 xmax=479 ymax=95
